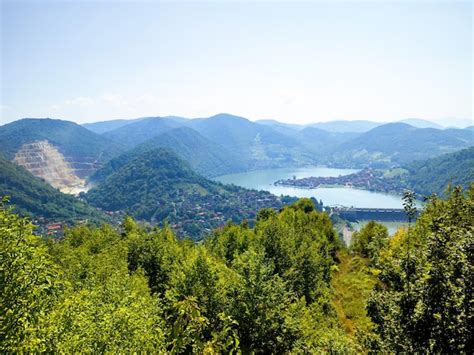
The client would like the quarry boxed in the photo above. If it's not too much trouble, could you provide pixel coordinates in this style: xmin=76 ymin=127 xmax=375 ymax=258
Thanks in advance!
xmin=13 ymin=140 xmax=91 ymax=195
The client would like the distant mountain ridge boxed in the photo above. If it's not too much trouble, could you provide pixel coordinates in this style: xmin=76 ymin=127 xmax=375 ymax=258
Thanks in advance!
xmin=98 ymin=113 xmax=317 ymax=171
xmin=84 ymin=114 xmax=474 ymax=170
xmin=102 ymin=116 xmax=187 ymax=148
xmin=83 ymin=118 xmax=144 ymax=134
xmin=187 ymin=114 xmax=308 ymax=166
xmin=307 ymin=120 xmax=381 ymax=133
xmin=398 ymin=118 xmax=443 ymax=129
xmin=255 ymin=119 xmax=303 ymax=131
xmin=1 ymin=115 xmax=471 ymax=194
xmin=332 ymin=123 xmax=473 ymax=166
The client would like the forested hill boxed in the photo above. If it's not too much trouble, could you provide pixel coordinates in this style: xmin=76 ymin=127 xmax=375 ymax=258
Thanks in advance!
xmin=0 ymin=118 xmax=124 ymax=162
xmin=0 ymin=155 xmax=105 ymax=224
xmin=308 ymin=119 xmax=381 ymax=133
xmin=98 ymin=114 xmax=316 ymax=170
xmin=90 ymin=127 xmax=247 ymax=181
xmin=83 ymin=118 xmax=143 ymax=134
xmin=402 ymin=146 xmax=474 ymax=196
xmin=85 ymin=148 xmax=287 ymax=238
xmin=91 ymin=115 xmax=473 ymax=170
xmin=102 ymin=116 xmax=188 ymax=148
xmin=137 ymin=127 xmax=248 ymax=177
xmin=332 ymin=123 xmax=473 ymax=166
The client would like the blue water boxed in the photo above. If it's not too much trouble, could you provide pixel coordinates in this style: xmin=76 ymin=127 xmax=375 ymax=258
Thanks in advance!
xmin=214 ymin=167 xmax=411 ymax=209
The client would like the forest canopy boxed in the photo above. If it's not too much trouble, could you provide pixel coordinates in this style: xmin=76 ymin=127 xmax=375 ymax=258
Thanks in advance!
xmin=1 ymin=188 xmax=472 ymax=352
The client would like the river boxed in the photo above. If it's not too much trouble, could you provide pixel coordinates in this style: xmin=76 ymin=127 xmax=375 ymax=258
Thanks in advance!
xmin=214 ymin=167 xmax=409 ymax=209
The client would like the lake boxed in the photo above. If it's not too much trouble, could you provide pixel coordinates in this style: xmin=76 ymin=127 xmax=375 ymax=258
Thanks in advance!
xmin=214 ymin=167 xmax=409 ymax=209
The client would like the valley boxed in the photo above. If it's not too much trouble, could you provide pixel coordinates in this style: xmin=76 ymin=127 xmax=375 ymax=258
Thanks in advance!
xmin=2 ymin=2 xmax=471 ymax=352
xmin=2 ymin=2 xmax=472 ymax=352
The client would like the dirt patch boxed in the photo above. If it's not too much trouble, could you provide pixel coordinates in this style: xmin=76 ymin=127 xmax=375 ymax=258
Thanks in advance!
xmin=14 ymin=140 xmax=87 ymax=194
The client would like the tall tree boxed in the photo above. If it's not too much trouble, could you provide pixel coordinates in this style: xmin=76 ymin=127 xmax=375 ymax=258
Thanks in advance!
xmin=0 ymin=199 xmax=62 ymax=352
xmin=367 ymin=186 xmax=473 ymax=352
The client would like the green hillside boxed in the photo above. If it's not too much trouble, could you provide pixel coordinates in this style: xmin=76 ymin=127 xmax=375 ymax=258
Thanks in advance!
xmin=83 ymin=118 xmax=142 ymax=134
xmin=137 ymin=127 xmax=248 ymax=177
xmin=308 ymin=120 xmax=381 ymax=133
xmin=90 ymin=127 xmax=247 ymax=182
xmin=0 ymin=155 xmax=105 ymax=224
xmin=85 ymin=148 xmax=286 ymax=239
xmin=98 ymin=114 xmax=473 ymax=171
xmin=188 ymin=114 xmax=308 ymax=166
xmin=299 ymin=127 xmax=359 ymax=155
xmin=102 ymin=116 xmax=188 ymax=148
xmin=102 ymin=113 xmax=318 ymax=170
xmin=333 ymin=123 xmax=473 ymax=167
xmin=189 ymin=113 xmax=299 ymax=148
xmin=0 ymin=118 xmax=124 ymax=163
xmin=402 ymin=146 xmax=474 ymax=196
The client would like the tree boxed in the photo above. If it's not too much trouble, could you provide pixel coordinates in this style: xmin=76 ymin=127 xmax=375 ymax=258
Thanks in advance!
xmin=127 ymin=225 xmax=182 ymax=295
xmin=44 ymin=218 xmax=167 ymax=352
xmin=0 ymin=198 xmax=62 ymax=352
xmin=0 ymin=197 xmax=365 ymax=352
xmin=290 ymin=197 xmax=315 ymax=213
xmin=351 ymin=221 xmax=389 ymax=266
xmin=229 ymin=249 xmax=300 ymax=352
xmin=178 ymin=253 xmax=226 ymax=337
xmin=367 ymin=186 xmax=473 ymax=352
xmin=256 ymin=203 xmax=338 ymax=303
xmin=256 ymin=207 xmax=276 ymax=222
xmin=41 ymin=271 xmax=166 ymax=352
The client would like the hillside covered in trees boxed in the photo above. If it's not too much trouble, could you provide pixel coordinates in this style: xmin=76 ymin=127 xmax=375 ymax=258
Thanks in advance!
xmin=401 ymin=146 xmax=474 ymax=196
xmin=2 ymin=187 xmax=472 ymax=353
xmin=84 ymin=114 xmax=473 ymax=171
xmin=85 ymin=148 xmax=296 ymax=239
xmin=90 ymin=126 xmax=247 ymax=180
xmin=330 ymin=123 xmax=473 ymax=167
xmin=1 ymin=117 xmax=471 ymax=192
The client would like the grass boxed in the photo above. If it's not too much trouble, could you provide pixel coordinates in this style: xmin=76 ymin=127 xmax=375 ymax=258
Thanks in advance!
xmin=331 ymin=250 xmax=376 ymax=337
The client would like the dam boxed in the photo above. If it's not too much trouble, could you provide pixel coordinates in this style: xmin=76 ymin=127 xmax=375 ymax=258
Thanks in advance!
xmin=331 ymin=207 xmax=420 ymax=222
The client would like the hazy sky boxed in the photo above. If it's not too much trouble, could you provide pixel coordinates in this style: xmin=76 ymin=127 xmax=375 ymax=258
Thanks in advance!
xmin=1 ymin=0 xmax=472 ymax=125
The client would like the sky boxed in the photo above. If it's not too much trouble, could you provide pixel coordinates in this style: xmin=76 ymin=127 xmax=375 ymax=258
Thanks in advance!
xmin=1 ymin=0 xmax=472 ymax=125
